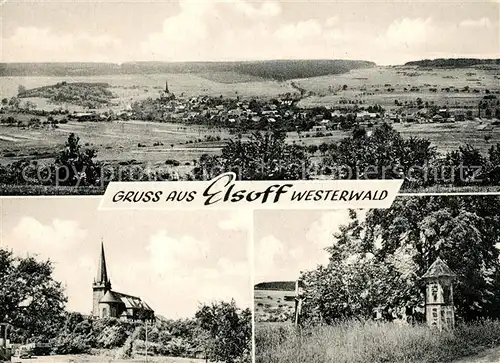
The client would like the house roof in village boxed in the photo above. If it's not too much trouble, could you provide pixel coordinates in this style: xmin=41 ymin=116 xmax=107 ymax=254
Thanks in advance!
xmin=422 ymin=257 xmax=456 ymax=279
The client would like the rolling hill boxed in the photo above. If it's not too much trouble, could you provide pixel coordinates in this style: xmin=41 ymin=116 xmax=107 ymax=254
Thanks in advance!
xmin=405 ymin=58 xmax=500 ymax=68
xmin=0 ymin=60 xmax=376 ymax=80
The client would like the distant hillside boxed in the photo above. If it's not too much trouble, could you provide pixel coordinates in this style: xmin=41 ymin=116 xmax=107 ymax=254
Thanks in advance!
xmin=405 ymin=58 xmax=500 ymax=68
xmin=0 ymin=59 xmax=376 ymax=80
xmin=18 ymin=81 xmax=115 ymax=107
xmin=255 ymin=281 xmax=296 ymax=291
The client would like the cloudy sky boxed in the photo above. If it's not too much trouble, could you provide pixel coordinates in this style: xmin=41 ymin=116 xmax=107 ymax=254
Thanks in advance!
xmin=254 ymin=209 xmax=366 ymax=284
xmin=1 ymin=0 xmax=498 ymax=65
xmin=0 ymin=198 xmax=252 ymax=318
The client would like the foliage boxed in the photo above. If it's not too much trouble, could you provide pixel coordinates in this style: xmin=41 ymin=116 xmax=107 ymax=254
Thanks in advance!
xmin=54 ymin=133 xmax=101 ymax=186
xmin=301 ymin=197 xmax=500 ymax=325
xmin=194 ymin=130 xmax=310 ymax=180
xmin=0 ymin=249 xmax=67 ymax=342
xmin=322 ymin=123 xmax=500 ymax=189
xmin=322 ymin=123 xmax=437 ymax=188
xmin=195 ymin=300 xmax=252 ymax=363
xmin=17 ymin=82 xmax=115 ymax=108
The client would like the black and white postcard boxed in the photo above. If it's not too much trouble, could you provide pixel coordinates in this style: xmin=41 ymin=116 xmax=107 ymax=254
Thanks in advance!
xmin=1 ymin=1 xmax=499 ymax=363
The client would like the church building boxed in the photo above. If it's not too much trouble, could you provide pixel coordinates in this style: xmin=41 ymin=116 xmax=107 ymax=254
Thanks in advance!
xmin=92 ymin=242 xmax=154 ymax=322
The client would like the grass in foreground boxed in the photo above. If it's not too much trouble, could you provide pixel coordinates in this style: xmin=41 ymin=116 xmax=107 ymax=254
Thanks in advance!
xmin=255 ymin=319 xmax=500 ymax=363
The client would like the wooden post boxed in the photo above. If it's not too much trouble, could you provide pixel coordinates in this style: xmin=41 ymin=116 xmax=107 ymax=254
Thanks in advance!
xmin=294 ymin=279 xmax=304 ymax=326
xmin=145 ymin=320 xmax=148 ymax=362
xmin=294 ymin=298 xmax=303 ymax=326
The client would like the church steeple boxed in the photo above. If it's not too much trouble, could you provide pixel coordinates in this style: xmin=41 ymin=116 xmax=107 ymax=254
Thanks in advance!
xmin=92 ymin=240 xmax=111 ymax=317
xmin=94 ymin=241 xmax=111 ymax=289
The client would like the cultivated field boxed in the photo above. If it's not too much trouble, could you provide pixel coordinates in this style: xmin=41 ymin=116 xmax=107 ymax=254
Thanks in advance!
xmin=296 ymin=66 xmax=499 ymax=110
xmin=1 ymin=118 xmax=497 ymax=177
xmin=289 ymin=119 xmax=499 ymax=154
xmin=0 ymin=120 xmax=229 ymax=167
xmin=254 ymin=289 xmax=295 ymax=324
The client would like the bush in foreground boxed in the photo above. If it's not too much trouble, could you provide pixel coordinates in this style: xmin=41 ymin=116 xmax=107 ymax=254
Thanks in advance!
xmin=255 ymin=319 xmax=500 ymax=363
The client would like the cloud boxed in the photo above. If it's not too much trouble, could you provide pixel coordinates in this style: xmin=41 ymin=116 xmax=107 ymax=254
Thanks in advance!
xmin=141 ymin=0 xmax=282 ymax=61
xmin=274 ymin=19 xmax=323 ymax=41
xmin=460 ymin=17 xmax=494 ymax=28
xmin=7 ymin=217 xmax=91 ymax=313
xmin=231 ymin=0 xmax=281 ymax=18
xmin=325 ymin=16 xmax=340 ymax=28
xmin=11 ymin=216 xmax=87 ymax=256
xmin=137 ymin=229 xmax=251 ymax=317
xmin=2 ymin=26 xmax=123 ymax=62
xmin=218 ymin=210 xmax=252 ymax=231
xmin=146 ymin=230 xmax=209 ymax=277
xmin=385 ymin=17 xmax=433 ymax=46
xmin=305 ymin=211 xmax=353 ymax=249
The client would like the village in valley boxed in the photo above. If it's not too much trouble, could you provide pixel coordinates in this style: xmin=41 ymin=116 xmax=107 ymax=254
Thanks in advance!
xmin=0 ymin=60 xmax=499 ymax=194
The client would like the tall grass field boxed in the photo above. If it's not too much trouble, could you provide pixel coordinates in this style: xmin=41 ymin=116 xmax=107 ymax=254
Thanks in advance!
xmin=255 ymin=319 xmax=500 ymax=363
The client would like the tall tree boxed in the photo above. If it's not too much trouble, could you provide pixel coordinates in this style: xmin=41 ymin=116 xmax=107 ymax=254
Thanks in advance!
xmin=195 ymin=300 xmax=251 ymax=363
xmin=54 ymin=133 xmax=100 ymax=186
xmin=322 ymin=123 xmax=436 ymax=188
xmin=194 ymin=130 xmax=310 ymax=180
xmin=0 ymin=249 xmax=67 ymax=342
xmin=302 ymin=197 xmax=500 ymax=324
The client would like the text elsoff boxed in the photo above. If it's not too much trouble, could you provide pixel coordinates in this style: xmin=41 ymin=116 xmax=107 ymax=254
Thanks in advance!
xmin=100 ymin=173 xmax=402 ymax=210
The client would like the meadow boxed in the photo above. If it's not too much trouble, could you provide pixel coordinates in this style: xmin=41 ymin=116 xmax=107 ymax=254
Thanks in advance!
xmin=255 ymin=319 xmax=500 ymax=363
xmin=296 ymin=66 xmax=499 ymax=109
xmin=0 ymin=120 xmax=229 ymax=167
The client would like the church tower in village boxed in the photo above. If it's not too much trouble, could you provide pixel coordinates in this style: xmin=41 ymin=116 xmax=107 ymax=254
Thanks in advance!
xmin=91 ymin=242 xmax=155 ymax=321
xmin=92 ymin=242 xmax=112 ymax=317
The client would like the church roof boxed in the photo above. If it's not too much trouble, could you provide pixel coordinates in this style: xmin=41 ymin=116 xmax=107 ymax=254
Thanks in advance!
xmin=100 ymin=291 xmax=124 ymax=304
xmin=116 ymin=292 xmax=154 ymax=311
xmin=99 ymin=290 xmax=153 ymax=312
xmin=422 ymin=257 xmax=456 ymax=279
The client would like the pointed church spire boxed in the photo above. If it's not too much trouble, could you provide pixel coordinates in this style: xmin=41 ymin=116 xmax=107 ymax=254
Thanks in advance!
xmin=96 ymin=240 xmax=110 ymax=286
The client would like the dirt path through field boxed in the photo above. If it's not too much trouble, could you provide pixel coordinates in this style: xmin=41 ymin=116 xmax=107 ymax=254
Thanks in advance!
xmin=452 ymin=346 xmax=500 ymax=363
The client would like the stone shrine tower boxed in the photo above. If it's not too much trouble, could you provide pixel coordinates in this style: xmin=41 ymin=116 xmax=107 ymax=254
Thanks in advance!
xmin=422 ymin=257 xmax=456 ymax=330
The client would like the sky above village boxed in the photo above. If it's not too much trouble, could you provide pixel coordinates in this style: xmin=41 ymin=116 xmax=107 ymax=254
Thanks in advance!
xmin=0 ymin=198 xmax=252 ymax=318
xmin=1 ymin=0 xmax=499 ymax=65
xmin=254 ymin=209 xmax=366 ymax=284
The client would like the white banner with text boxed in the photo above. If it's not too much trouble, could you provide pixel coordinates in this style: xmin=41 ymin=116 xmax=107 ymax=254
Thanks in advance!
xmin=99 ymin=172 xmax=403 ymax=210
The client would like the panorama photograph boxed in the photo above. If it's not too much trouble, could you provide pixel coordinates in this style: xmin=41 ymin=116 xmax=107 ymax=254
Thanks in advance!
xmin=0 ymin=0 xmax=498 ymax=194
xmin=0 ymin=199 xmax=252 ymax=363
xmin=253 ymin=196 xmax=500 ymax=363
